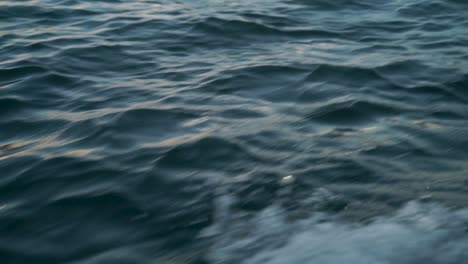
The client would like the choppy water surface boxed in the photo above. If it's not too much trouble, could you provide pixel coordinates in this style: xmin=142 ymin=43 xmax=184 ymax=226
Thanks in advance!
xmin=1 ymin=0 xmax=468 ymax=263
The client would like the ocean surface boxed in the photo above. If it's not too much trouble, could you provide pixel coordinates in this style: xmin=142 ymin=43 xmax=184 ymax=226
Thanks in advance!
xmin=1 ymin=0 xmax=468 ymax=263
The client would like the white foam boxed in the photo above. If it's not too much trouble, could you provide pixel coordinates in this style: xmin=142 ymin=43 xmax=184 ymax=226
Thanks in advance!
xmin=279 ymin=175 xmax=295 ymax=185
xmin=205 ymin=191 xmax=468 ymax=264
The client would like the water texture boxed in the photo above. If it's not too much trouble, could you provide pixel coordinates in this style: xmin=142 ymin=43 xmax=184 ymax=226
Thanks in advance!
xmin=1 ymin=0 xmax=468 ymax=263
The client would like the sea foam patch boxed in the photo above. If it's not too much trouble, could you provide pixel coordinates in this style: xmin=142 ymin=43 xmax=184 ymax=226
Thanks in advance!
xmin=206 ymin=192 xmax=468 ymax=264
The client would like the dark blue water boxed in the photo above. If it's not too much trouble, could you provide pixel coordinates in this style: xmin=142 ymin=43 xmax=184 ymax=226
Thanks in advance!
xmin=1 ymin=0 xmax=468 ymax=263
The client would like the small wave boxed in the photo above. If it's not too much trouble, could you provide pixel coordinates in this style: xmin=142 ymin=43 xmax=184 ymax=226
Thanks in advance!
xmin=218 ymin=108 xmax=267 ymax=119
xmin=304 ymin=64 xmax=389 ymax=87
xmin=289 ymin=0 xmax=378 ymax=10
xmin=0 ymin=97 xmax=35 ymax=117
xmin=156 ymin=136 xmax=263 ymax=172
xmin=0 ymin=65 xmax=49 ymax=84
xmin=397 ymin=1 xmax=458 ymax=17
xmin=305 ymin=98 xmax=398 ymax=125
xmin=190 ymin=16 xmax=346 ymax=40
xmin=449 ymin=73 xmax=468 ymax=99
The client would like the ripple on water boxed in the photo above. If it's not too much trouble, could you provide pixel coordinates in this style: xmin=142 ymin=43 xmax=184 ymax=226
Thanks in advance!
xmin=1 ymin=0 xmax=468 ymax=263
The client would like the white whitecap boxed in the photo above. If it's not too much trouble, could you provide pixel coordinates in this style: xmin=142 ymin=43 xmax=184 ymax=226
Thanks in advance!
xmin=205 ymin=192 xmax=468 ymax=264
